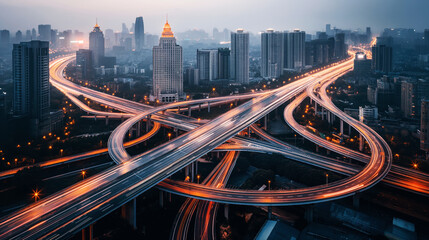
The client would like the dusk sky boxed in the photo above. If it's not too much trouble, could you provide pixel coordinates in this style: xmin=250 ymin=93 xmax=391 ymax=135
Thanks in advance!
xmin=1 ymin=0 xmax=428 ymax=35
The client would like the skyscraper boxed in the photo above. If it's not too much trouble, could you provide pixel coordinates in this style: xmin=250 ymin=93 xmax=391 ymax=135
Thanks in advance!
xmin=89 ymin=22 xmax=105 ymax=67
xmin=421 ymin=99 xmax=429 ymax=159
xmin=38 ymin=24 xmax=51 ymax=42
xmin=284 ymin=30 xmax=306 ymax=70
xmin=135 ymin=17 xmax=145 ymax=51
xmin=261 ymin=29 xmax=284 ymax=78
xmin=217 ymin=48 xmax=230 ymax=80
xmin=76 ymin=49 xmax=93 ymax=80
xmin=13 ymin=41 xmax=50 ymax=137
xmin=334 ymin=33 xmax=346 ymax=59
xmin=372 ymin=44 xmax=393 ymax=73
xmin=153 ymin=20 xmax=183 ymax=102
xmin=197 ymin=49 xmax=218 ymax=81
xmin=230 ymin=29 xmax=249 ymax=84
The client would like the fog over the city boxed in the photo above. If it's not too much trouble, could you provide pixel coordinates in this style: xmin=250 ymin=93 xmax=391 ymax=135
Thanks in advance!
xmin=0 ymin=0 xmax=428 ymax=34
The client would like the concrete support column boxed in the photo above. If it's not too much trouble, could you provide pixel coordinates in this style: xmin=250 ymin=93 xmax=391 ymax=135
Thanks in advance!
xmin=234 ymin=99 xmax=238 ymax=106
xmin=146 ymin=115 xmax=151 ymax=132
xmin=121 ymin=198 xmax=137 ymax=230
xmin=348 ymin=125 xmax=352 ymax=135
xmin=268 ymin=206 xmax=273 ymax=220
xmin=304 ymin=205 xmax=314 ymax=223
xmin=340 ymin=120 xmax=344 ymax=135
xmin=190 ymin=162 xmax=195 ymax=182
xmin=207 ymin=102 xmax=210 ymax=113
xmin=137 ymin=121 xmax=141 ymax=137
xmin=314 ymin=102 xmax=318 ymax=115
xmin=224 ymin=204 xmax=229 ymax=221
xmin=185 ymin=166 xmax=189 ymax=178
xmin=248 ymin=127 xmax=251 ymax=136
xmin=321 ymin=108 xmax=325 ymax=120
xmin=316 ymin=145 xmax=319 ymax=153
xmin=359 ymin=134 xmax=364 ymax=152
xmin=105 ymin=116 xmax=109 ymax=126
xmin=188 ymin=106 xmax=192 ymax=117
xmin=327 ymin=111 xmax=331 ymax=125
xmin=81 ymin=225 xmax=93 ymax=240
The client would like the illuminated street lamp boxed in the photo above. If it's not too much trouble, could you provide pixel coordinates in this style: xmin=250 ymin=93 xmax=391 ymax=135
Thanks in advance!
xmin=197 ymin=175 xmax=200 ymax=184
xmin=32 ymin=189 xmax=41 ymax=202
xmin=60 ymin=149 xmax=63 ymax=157
xmin=325 ymin=173 xmax=329 ymax=185
xmin=212 ymin=87 xmax=216 ymax=94
xmin=81 ymin=170 xmax=86 ymax=179
xmin=168 ymin=133 xmax=172 ymax=141
xmin=268 ymin=180 xmax=271 ymax=190
xmin=412 ymin=163 xmax=418 ymax=169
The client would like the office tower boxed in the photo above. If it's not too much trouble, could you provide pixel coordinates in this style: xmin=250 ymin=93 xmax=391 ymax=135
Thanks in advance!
xmin=89 ymin=22 xmax=105 ymax=67
xmin=122 ymin=23 xmax=129 ymax=34
xmin=31 ymin=28 xmax=37 ymax=40
xmin=76 ymin=49 xmax=93 ymax=80
xmin=38 ymin=24 xmax=51 ymax=42
xmin=372 ymin=44 xmax=392 ymax=73
xmin=230 ymin=29 xmax=249 ymax=84
xmin=25 ymin=30 xmax=31 ymax=40
xmin=400 ymin=79 xmax=429 ymax=118
xmin=334 ymin=33 xmax=346 ymax=59
xmin=424 ymin=29 xmax=429 ymax=53
xmin=135 ymin=17 xmax=145 ymax=50
xmin=326 ymin=24 xmax=332 ymax=36
xmin=197 ymin=49 xmax=218 ymax=81
xmin=421 ymin=99 xmax=429 ymax=159
xmin=354 ymin=52 xmax=371 ymax=75
xmin=284 ymin=30 xmax=306 ymax=70
xmin=104 ymin=29 xmax=115 ymax=49
xmin=15 ymin=31 xmax=23 ymax=43
xmin=218 ymin=48 xmax=230 ymax=79
xmin=152 ymin=20 xmax=183 ymax=102
xmin=184 ymin=68 xmax=199 ymax=86
xmin=13 ymin=41 xmax=50 ymax=137
xmin=261 ymin=29 xmax=284 ymax=78
xmin=1 ymin=30 xmax=10 ymax=44
xmin=366 ymin=27 xmax=372 ymax=42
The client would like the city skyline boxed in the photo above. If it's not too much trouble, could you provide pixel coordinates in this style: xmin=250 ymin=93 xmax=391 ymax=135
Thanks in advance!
xmin=1 ymin=0 xmax=429 ymax=34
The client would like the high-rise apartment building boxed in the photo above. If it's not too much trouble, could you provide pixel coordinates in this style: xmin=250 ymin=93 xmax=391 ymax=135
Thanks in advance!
xmin=372 ymin=44 xmax=393 ymax=73
xmin=283 ymin=30 xmax=306 ymax=70
xmin=135 ymin=17 xmax=145 ymax=50
xmin=217 ymin=48 xmax=230 ymax=80
xmin=197 ymin=49 xmax=218 ymax=81
xmin=38 ymin=24 xmax=51 ymax=42
xmin=230 ymin=29 xmax=249 ymax=84
xmin=153 ymin=20 xmax=183 ymax=102
xmin=261 ymin=29 xmax=284 ymax=78
xmin=13 ymin=40 xmax=50 ymax=137
xmin=421 ymin=99 xmax=429 ymax=159
xmin=89 ymin=22 xmax=105 ymax=67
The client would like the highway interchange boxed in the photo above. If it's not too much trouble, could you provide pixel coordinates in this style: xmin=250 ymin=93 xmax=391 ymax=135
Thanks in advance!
xmin=0 ymin=48 xmax=427 ymax=239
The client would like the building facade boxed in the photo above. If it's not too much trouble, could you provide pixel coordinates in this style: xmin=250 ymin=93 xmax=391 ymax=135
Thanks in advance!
xmin=135 ymin=17 xmax=145 ymax=51
xmin=152 ymin=20 xmax=183 ymax=102
xmin=89 ymin=22 xmax=105 ymax=67
xmin=13 ymin=40 xmax=50 ymax=137
xmin=261 ymin=29 xmax=284 ymax=78
xmin=197 ymin=49 xmax=218 ymax=81
xmin=230 ymin=29 xmax=249 ymax=84
xmin=284 ymin=30 xmax=306 ymax=70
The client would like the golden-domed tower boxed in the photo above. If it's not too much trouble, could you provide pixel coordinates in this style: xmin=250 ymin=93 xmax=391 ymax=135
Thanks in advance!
xmin=152 ymin=19 xmax=183 ymax=102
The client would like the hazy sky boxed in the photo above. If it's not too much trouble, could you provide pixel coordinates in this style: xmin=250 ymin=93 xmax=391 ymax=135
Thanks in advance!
xmin=0 ymin=0 xmax=428 ymax=35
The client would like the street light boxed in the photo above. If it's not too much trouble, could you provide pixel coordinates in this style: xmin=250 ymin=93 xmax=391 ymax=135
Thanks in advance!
xmin=197 ymin=175 xmax=200 ymax=184
xmin=81 ymin=170 xmax=86 ymax=179
xmin=60 ymin=149 xmax=63 ymax=157
xmin=32 ymin=189 xmax=41 ymax=202
xmin=325 ymin=173 xmax=329 ymax=185
xmin=268 ymin=180 xmax=271 ymax=190
xmin=168 ymin=133 xmax=172 ymax=141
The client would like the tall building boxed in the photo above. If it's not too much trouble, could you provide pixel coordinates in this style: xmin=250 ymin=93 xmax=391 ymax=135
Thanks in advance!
xmin=421 ymin=99 xmax=429 ymax=159
xmin=184 ymin=68 xmax=199 ymax=86
xmin=401 ymin=79 xmax=429 ymax=118
xmin=38 ymin=24 xmax=51 ymax=42
xmin=354 ymin=52 xmax=371 ymax=75
xmin=76 ymin=49 xmax=93 ymax=80
xmin=284 ymin=30 xmax=306 ymax=70
xmin=13 ymin=41 xmax=50 ymax=137
xmin=152 ymin=20 xmax=183 ymax=102
xmin=89 ymin=22 xmax=105 ymax=67
xmin=372 ymin=44 xmax=393 ymax=73
xmin=261 ymin=29 xmax=284 ymax=78
xmin=197 ymin=49 xmax=218 ymax=81
xmin=15 ymin=31 xmax=23 ymax=43
xmin=366 ymin=27 xmax=372 ymax=43
xmin=135 ymin=17 xmax=145 ymax=50
xmin=230 ymin=29 xmax=249 ymax=84
xmin=217 ymin=48 xmax=230 ymax=79
xmin=334 ymin=33 xmax=347 ymax=59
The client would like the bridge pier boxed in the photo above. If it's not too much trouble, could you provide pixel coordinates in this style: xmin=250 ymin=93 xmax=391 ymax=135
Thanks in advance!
xmin=159 ymin=190 xmax=164 ymax=208
xmin=137 ymin=121 xmax=141 ymax=137
xmin=207 ymin=102 xmax=210 ymax=113
xmin=314 ymin=102 xmax=318 ymax=114
xmin=121 ymin=198 xmax=137 ymax=230
xmin=188 ymin=106 xmax=192 ymax=117
xmin=105 ymin=116 xmax=109 ymax=126
xmin=264 ymin=115 xmax=268 ymax=130
xmin=146 ymin=115 xmax=151 ymax=132
xmin=268 ymin=206 xmax=273 ymax=220
xmin=224 ymin=204 xmax=229 ymax=221
xmin=234 ymin=99 xmax=238 ymax=106
xmin=359 ymin=134 xmax=364 ymax=152
xmin=340 ymin=120 xmax=344 ymax=135
xmin=81 ymin=224 xmax=93 ymax=240
xmin=348 ymin=125 xmax=352 ymax=135
xmin=321 ymin=108 xmax=325 ymax=120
